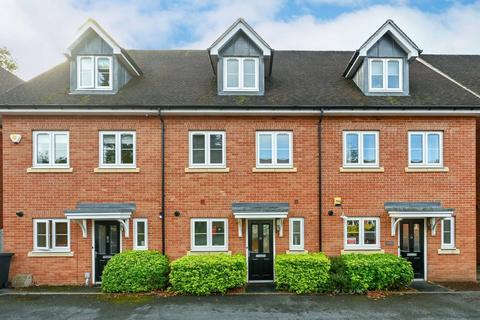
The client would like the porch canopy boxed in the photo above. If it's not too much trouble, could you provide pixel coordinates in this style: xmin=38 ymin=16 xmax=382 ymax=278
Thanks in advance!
xmin=385 ymin=202 xmax=454 ymax=236
xmin=232 ymin=202 xmax=289 ymax=237
xmin=64 ymin=203 xmax=136 ymax=238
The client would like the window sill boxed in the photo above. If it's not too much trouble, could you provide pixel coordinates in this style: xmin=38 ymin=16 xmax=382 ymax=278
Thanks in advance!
xmin=252 ymin=167 xmax=297 ymax=173
xmin=340 ymin=167 xmax=384 ymax=173
xmin=28 ymin=251 xmax=74 ymax=257
xmin=286 ymin=249 xmax=308 ymax=254
xmin=185 ymin=167 xmax=230 ymax=173
xmin=187 ymin=250 xmax=231 ymax=255
xmin=27 ymin=167 xmax=73 ymax=173
xmin=405 ymin=167 xmax=449 ymax=173
xmin=341 ymin=249 xmax=384 ymax=255
xmin=438 ymin=248 xmax=460 ymax=255
xmin=94 ymin=167 xmax=140 ymax=173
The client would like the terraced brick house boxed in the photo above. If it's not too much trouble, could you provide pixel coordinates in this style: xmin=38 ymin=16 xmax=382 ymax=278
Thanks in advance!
xmin=0 ymin=18 xmax=479 ymax=285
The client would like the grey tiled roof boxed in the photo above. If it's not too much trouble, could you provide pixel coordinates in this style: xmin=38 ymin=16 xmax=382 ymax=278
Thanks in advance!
xmin=64 ymin=202 xmax=136 ymax=214
xmin=232 ymin=202 xmax=289 ymax=213
xmin=0 ymin=67 xmax=23 ymax=96
xmin=384 ymin=202 xmax=454 ymax=213
xmin=1 ymin=50 xmax=479 ymax=107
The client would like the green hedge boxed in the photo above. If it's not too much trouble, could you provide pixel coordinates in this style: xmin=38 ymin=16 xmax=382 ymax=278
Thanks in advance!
xmin=169 ymin=254 xmax=247 ymax=295
xmin=101 ymin=250 xmax=169 ymax=293
xmin=334 ymin=253 xmax=414 ymax=293
xmin=275 ymin=253 xmax=331 ymax=293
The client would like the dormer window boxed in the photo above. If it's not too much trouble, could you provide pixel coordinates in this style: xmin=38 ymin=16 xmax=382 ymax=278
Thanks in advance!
xmin=223 ymin=57 xmax=259 ymax=91
xmin=369 ymin=58 xmax=402 ymax=92
xmin=77 ymin=56 xmax=112 ymax=90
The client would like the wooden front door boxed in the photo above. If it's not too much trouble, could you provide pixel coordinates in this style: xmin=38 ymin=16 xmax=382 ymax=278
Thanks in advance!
xmin=248 ymin=220 xmax=274 ymax=281
xmin=399 ymin=219 xmax=425 ymax=279
xmin=94 ymin=221 xmax=120 ymax=283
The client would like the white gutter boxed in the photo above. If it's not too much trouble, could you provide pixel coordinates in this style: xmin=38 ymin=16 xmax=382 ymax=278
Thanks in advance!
xmin=0 ymin=107 xmax=480 ymax=116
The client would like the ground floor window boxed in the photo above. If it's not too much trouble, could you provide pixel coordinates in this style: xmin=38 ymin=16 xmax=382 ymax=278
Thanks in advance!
xmin=191 ymin=218 xmax=228 ymax=251
xmin=289 ymin=218 xmax=304 ymax=251
xmin=344 ymin=217 xmax=380 ymax=250
xmin=133 ymin=218 xmax=148 ymax=250
xmin=33 ymin=219 xmax=70 ymax=251
xmin=441 ymin=217 xmax=455 ymax=249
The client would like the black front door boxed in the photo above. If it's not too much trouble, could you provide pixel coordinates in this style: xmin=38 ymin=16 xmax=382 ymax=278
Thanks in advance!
xmin=95 ymin=221 xmax=120 ymax=283
xmin=399 ymin=219 xmax=425 ymax=279
xmin=248 ymin=220 xmax=274 ymax=281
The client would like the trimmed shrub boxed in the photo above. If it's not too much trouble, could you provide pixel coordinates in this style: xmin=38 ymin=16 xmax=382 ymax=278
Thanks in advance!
xmin=275 ymin=253 xmax=331 ymax=293
xmin=101 ymin=250 xmax=169 ymax=293
xmin=335 ymin=253 xmax=414 ymax=293
xmin=327 ymin=256 xmax=351 ymax=293
xmin=169 ymin=254 xmax=247 ymax=295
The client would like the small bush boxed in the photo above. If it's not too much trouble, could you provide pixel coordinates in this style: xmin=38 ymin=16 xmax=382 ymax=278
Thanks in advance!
xmin=275 ymin=253 xmax=331 ymax=293
xmin=328 ymin=256 xmax=351 ymax=293
xmin=169 ymin=254 xmax=246 ymax=295
xmin=101 ymin=250 xmax=169 ymax=293
xmin=338 ymin=253 xmax=414 ymax=293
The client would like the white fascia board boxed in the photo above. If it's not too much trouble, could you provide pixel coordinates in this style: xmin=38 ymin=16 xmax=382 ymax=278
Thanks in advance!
xmin=210 ymin=21 xmax=271 ymax=56
xmin=359 ymin=23 xmax=419 ymax=60
xmin=66 ymin=19 xmax=122 ymax=56
xmin=65 ymin=212 xmax=132 ymax=220
xmin=1 ymin=108 xmax=480 ymax=117
xmin=388 ymin=212 xmax=453 ymax=218
xmin=233 ymin=212 xmax=288 ymax=219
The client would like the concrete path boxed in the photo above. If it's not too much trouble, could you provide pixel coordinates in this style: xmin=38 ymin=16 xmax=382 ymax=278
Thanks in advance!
xmin=1 ymin=292 xmax=480 ymax=319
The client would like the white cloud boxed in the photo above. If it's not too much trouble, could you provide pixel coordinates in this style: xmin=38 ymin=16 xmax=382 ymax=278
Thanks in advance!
xmin=1 ymin=0 xmax=480 ymax=80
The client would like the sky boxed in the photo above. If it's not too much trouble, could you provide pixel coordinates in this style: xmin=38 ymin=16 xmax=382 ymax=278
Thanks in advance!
xmin=1 ymin=0 xmax=479 ymax=80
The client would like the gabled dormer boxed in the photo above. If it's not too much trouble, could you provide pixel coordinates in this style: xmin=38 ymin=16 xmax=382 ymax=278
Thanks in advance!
xmin=208 ymin=18 xmax=272 ymax=96
xmin=65 ymin=19 xmax=142 ymax=94
xmin=343 ymin=20 xmax=422 ymax=96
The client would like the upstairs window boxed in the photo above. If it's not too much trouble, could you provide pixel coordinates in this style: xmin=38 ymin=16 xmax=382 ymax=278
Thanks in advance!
xmin=33 ymin=131 xmax=69 ymax=168
xmin=343 ymin=131 xmax=379 ymax=167
xmin=408 ymin=132 xmax=443 ymax=167
xmin=369 ymin=58 xmax=402 ymax=92
xmin=256 ymin=131 xmax=293 ymax=168
xmin=77 ymin=56 xmax=112 ymax=90
xmin=189 ymin=131 xmax=226 ymax=168
xmin=223 ymin=57 xmax=259 ymax=91
xmin=99 ymin=131 xmax=136 ymax=168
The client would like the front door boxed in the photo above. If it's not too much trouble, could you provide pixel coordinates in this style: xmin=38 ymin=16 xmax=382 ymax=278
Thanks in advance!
xmin=94 ymin=221 xmax=120 ymax=283
xmin=248 ymin=220 xmax=274 ymax=281
xmin=399 ymin=219 xmax=425 ymax=279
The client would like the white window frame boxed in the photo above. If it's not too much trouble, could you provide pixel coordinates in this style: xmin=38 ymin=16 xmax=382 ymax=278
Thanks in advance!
xmin=33 ymin=131 xmax=70 ymax=168
xmin=190 ymin=218 xmax=228 ymax=252
xmin=342 ymin=131 xmax=379 ymax=168
xmin=223 ymin=57 xmax=259 ymax=91
xmin=188 ymin=131 xmax=226 ymax=168
xmin=289 ymin=218 xmax=304 ymax=251
xmin=33 ymin=219 xmax=70 ymax=252
xmin=133 ymin=218 xmax=148 ymax=250
xmin=99 ymin=131 xmax=136 ymax=168
xmin=368 ymin=58 xmax=403 ymax=92
xmin=441 ymin=217 xmax=455 ymax=249
xmin=77 ymin=55 xmax=113 ymax=90
xmin=343 ymin=217 xmax=380 ymax=250
xmin=256 ymin=131 xmax=293 ymax=168
xmin=408 ymin=131 xmax=443 ymax=167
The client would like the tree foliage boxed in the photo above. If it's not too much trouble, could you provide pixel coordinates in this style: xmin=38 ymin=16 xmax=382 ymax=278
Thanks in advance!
xmin=0 ymin=47 xmax=17 ymax=73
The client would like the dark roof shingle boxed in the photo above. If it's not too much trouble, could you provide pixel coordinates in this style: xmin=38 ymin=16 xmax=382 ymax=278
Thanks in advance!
xmin=1 ymin=50 xmax=479 ymax=107
xmin=0 ymin=67 xmax=23 ymax=96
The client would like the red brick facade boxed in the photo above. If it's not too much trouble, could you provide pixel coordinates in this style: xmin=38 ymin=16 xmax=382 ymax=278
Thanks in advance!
xmin=1 ymin=114 xmax=478 ymax=285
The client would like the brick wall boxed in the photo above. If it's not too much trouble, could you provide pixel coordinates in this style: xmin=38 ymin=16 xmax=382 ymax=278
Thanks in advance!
xmin=321 ymin=116 xmax=477 ymax=281
xmin=2 ymin=114 xmax=477 ymax=284
xmin=2 ymin=115 xmax=162 ymax=285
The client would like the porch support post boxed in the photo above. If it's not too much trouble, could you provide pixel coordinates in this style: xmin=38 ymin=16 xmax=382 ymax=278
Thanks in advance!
xmin=74 ymin=219 xmax=88 ymax=238
xmin=118 ymin=219 xmax=129 ymax=238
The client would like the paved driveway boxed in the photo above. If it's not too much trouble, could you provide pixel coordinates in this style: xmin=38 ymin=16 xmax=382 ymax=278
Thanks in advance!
xmin=1 ymin=292 xmax=480 ymax=319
